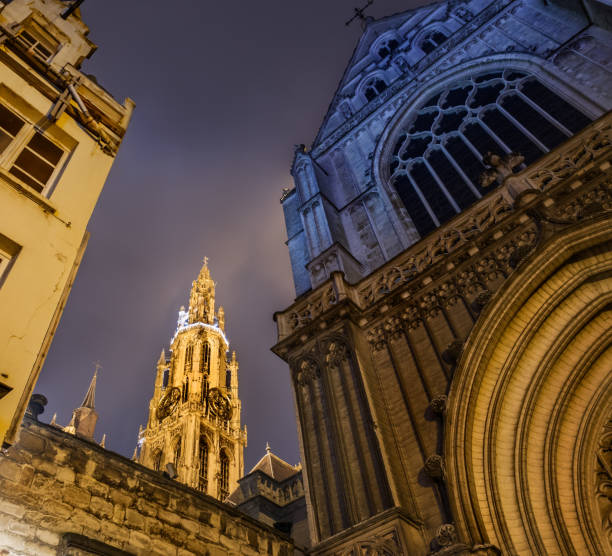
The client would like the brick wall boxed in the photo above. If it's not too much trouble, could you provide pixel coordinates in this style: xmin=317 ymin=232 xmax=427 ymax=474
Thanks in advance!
xmin=0 ymin=417 xmax=293 ymax=555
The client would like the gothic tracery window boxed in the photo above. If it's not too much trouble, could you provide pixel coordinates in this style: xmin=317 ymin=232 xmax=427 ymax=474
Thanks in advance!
xmin=420 ymin=30 xmax=447 ymax=54
xmin=220 ymin=451 xmax=230 ymax=499
xmin=182 ymin=378 xmax=189 ymax=402
xmin=364 ymin=77 xmax=388 ymax=102
xmin=388 ymin=69 xmax=592 ymax=237
xmin=198 ymin=436 xmax=208 ymax=492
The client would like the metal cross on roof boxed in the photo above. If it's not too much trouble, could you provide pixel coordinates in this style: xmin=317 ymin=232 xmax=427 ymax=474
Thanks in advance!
xmin=345 ymin=0 xmax=375 ymax=27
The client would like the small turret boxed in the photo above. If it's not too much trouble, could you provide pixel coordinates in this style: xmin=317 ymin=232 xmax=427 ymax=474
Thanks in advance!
xmin=218 ymin=306 xmax=225 ymax=332
xmin=64 ymin=369 xmax=99 ymax=440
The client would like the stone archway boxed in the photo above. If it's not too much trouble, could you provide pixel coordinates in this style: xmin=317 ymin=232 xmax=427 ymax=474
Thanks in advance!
xmin=445 ymin=214 xmax=612 ymax=555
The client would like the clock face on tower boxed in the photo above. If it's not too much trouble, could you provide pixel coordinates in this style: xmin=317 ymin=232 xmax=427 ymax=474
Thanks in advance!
xmin=207 ymin=388 xmax=232 ymax=421
xmin=156 ymin=387 xmax=181 ymax=421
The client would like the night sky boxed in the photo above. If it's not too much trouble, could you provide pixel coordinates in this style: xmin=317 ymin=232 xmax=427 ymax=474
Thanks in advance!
xmin=36 ymin=0 xmax=423 ymax=470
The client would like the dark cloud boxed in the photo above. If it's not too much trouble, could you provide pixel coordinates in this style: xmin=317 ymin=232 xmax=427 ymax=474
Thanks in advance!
xmin=36 ymin=0 xmax=424 ymax=469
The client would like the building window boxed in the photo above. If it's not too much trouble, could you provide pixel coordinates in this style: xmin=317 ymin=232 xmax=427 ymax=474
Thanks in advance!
xmin=377 ymin=38 xmax=399 ymax=59
xmin=0 ymin=102 xmax=65 ymax=194
xmin=14 ymin=20 xmax=59 ymax=65
xmin=0 ymin=233 xmax=20 ymax=288
xmin=220 ymin=451 xmax=230 ymax=499
xmin=153 ymin=450 xmax=163 ymax=471
xmin=174 ymin=438 xmax=181 ymax=468
xmin=198 ymin=437 xmax=208 ymax=492
xmin=388 ymin=69 xmax=592 ymax=237
xmin=364 ymin=77 xmax=387 ymax=102
xmin=185 ymin=344 xmax=193 ymax=372
xmin=201 ymin=376 xmax=209 ymax=405
xmin=162 ymin=368 xmax=169 ymax=389
xmin=58 ymin=533 xmax=132 ymax=556
xmin=201 ymin=342 xmax=211 ymax=374
xmin=225 ymin=369 xmax=232 ymax=390
xmin=182 ymin=379 xmax=189 ymax=402
xmin=420 ymin=30 xmax=447 ymax=54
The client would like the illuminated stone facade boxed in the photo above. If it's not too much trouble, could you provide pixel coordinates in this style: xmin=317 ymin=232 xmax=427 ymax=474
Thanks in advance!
xmin=138 ymin=260 xmax=247 ymax=502
xmin=0 ymin=0 xmax=134 ymax=447
xmin=275 ymin=0 xmax=612 ymax=554
xmin=0 ymin=416 xmax=292 ymax=556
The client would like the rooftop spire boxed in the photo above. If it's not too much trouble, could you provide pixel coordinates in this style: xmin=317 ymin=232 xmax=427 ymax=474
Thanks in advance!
xmin=81 ymin=364 xmax=99 ymax=409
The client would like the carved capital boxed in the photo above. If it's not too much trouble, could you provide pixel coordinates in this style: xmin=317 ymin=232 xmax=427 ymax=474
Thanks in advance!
xmin=326 ymin=341 xmax=349 ymax=368
xmin=442 ymin=340 xmax=463 ymax=366
xmin=294 ymin=359 xmax=319 ymax=387
xmin=471 ymin=290 xmax=492 ymax=313
xmin=430 ymin=395 xmax=447 ymax=416
xmin=424 ymin=454 xmax=446 ymax=480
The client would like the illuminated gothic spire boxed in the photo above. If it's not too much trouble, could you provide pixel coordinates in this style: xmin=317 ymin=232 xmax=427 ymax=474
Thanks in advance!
xmin=188 ymin=257 xmax=216 ymax=324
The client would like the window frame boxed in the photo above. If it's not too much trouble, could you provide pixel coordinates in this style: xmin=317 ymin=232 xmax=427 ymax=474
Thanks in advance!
xmin=0 ymin=101 xmax=70 ymax=197
xmin=0 ymin=233 xmax=21 ymax=288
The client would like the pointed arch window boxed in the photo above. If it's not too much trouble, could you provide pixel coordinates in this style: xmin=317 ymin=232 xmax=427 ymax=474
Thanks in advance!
xmin=220 ymin=451 xmax=230 ymax=500
xmin=182 ymin=378 xmax=189 ymax=402
xmin=153 ymin=450 xmax=163 ymax=471
xmin=185 ymin=344 xmax=193 ymax=372
xmin=364 ymin=77 xmax=387 ymax=102
xmin=377 ymin=38 xmax=399 ymax=59
xmin=201 ymin=342 xmax=211 ymax=374
xmin=387 ymin=69 xmax=592 ymax=237
xmin=173 ymin=438 xmax=182 ymax=468
xmin=201 ymin=375 xmax=209 ymax=405
xmin=198 ymin=436 xmax=208 ymax=492
xmin=420 ymin=30 xmax=447 ymax=54
xmin=162 ymin=369 xmax=169 ymax=389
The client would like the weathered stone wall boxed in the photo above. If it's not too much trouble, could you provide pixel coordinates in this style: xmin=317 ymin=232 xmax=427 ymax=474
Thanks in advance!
xmin=0 ymin=417 xmax=293 ymax=555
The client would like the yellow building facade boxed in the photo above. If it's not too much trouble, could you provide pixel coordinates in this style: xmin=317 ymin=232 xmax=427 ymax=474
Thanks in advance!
xmin=0 ymin=0 xmax=133 ymax=447
xmin=138 ymin=260 xmax=247 ymax=501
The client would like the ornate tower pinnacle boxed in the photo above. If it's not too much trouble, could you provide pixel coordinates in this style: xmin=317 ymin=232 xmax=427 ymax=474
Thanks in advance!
xmin=188 ymin=257 xmax=216 ymax=325
xmin=138 ymin=258 xmax=246 ymax=500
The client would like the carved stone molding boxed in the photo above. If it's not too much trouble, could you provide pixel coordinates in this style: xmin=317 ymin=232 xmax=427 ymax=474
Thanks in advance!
xmin=424 ymin=454 xmax=446 ymax=481
xmin=430 ymin=395 xmax=448 ymax=416
xmin=326 ymin=341 xmax=349 ymax=369
xmin=442 ymin=340 xmax=463 ymax=366
xmin=339 ymin=530 xmax=401 ymax=556
xmin=596 ymin=418 xmax=612 ymax=549
xmin=294 ymin=359 xmax=320 ymax=387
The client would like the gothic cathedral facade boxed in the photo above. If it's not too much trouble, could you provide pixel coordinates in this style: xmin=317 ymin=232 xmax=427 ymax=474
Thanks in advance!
xmin=138 ymin=260 xmax=246 ymax=501
xmin=274 ymin=0 xmax=612 ymax=554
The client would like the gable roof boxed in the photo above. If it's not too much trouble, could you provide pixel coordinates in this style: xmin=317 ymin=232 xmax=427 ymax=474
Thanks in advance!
xmin=312 ymin=4 xmax=438 ymax=148
xmin=248 ymin=446 xmax=300 ymax=483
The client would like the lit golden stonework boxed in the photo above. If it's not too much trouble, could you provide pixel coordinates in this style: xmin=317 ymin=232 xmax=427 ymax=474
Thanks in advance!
xmin=137 ymin=259 xmax=246 ymax=500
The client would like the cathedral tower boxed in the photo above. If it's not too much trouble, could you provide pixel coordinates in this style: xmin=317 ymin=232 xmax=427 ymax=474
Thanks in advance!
xmin=138 ymin=259 xmax=246 ymax=500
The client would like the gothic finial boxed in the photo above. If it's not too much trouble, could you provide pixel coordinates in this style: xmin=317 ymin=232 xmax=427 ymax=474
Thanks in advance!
xmin=100 ymin=433 xmax=106 ymax=448
xmin=132 ymin=446 xmax=138 ymax=460
xmin=50 ymin=412 xmax=57 ymax=426
xmin=266 ymin=442 xmax=271 ymax=454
